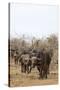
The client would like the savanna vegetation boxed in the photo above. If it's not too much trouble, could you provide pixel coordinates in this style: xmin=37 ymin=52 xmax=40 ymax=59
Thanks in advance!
xmin=9 ymin=34 xmax=58 ymax=87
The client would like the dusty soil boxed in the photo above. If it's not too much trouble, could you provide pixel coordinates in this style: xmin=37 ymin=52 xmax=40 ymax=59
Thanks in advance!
xmin=9 ymin=60 xmax=58 ymax=87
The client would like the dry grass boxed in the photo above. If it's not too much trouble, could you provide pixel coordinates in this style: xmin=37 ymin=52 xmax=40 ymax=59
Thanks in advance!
xmin=9 ymin=59 xmax=58 ymax=87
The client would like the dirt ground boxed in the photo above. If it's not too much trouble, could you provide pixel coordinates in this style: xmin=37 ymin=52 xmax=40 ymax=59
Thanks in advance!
xmin=9 ymin=59 xmax=58 ymax=87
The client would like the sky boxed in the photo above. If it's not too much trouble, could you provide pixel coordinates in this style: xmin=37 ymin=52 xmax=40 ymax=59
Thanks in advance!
xmin=10 ymin=3 xmax=58 ymax=39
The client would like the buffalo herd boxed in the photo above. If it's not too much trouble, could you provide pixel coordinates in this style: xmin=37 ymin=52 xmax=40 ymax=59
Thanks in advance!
xmin=13 ymin=48 xmax=53 ymax=79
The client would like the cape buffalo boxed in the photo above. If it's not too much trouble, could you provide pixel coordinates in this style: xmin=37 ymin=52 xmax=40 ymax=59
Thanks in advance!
xmin=30 ymin=49 xmax=53 ymax=79
xmin=20 ymin=54 xmax=32 ymax=73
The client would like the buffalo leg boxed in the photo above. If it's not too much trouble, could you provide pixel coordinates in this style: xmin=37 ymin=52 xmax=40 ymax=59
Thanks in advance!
xmin=26 ymin=65 xmax=29 ymax=74
xmin=21 ymin=64 xmax=23 ymax=72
